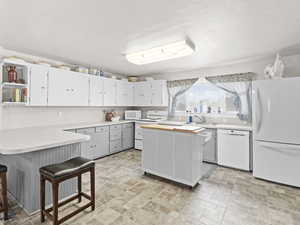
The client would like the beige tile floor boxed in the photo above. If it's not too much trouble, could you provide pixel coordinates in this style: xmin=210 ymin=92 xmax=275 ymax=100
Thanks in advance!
xmin=3 ymin=149 xmax=300 ymax=225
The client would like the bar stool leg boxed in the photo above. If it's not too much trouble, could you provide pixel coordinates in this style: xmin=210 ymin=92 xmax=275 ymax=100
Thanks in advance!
xmin=52 ymin=182 xmax=59 ymax=225
xmin=40 ymin=175 xmax=46 ymax=223
xmin=78 ymin=175 xmax=82 ymax=203
xmin=90 ymin=167 xmax=95 ymax=211
xmin=1 ymin=172 xmax=8 ymax=220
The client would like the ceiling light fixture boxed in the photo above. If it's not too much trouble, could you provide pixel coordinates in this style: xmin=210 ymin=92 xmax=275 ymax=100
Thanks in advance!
xmin=126 ymin=39 xmax=195 ymax=65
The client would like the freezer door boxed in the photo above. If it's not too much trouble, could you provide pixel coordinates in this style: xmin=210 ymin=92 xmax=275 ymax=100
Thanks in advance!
xmin=253 ymin=78 xmax=300 ymax=144
xmin=253 ymin=140 xmax=300 ymax=187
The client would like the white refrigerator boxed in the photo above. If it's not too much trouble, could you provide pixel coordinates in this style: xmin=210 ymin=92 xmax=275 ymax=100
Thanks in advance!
xmin=253 ymin=77 xmax=300 ymax=187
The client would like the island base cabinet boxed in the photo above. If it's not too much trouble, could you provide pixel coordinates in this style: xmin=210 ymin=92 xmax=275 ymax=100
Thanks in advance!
xmin=142 ymin=129 xmax=204 ymax=187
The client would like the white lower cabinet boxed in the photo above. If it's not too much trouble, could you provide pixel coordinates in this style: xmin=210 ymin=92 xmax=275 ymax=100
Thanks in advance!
xmin=110 ymin=139 xmax=122 ymax=153
xmin=94 ymin=126 xmax=109 ymax=158
xmin=109 ymin=124 xmax=123 ymax=154
xmin=122 ymin=123 xmax=134 ymax=149
xmin=76 ymin=127 xmax=96 ymax=160
xmin=75 ymin=122 xmax=134 ymax=159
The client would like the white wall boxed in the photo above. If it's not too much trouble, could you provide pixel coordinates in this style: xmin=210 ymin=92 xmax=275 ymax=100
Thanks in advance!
xmin=0 ymin=47 xmax=128 ymax=130
xmin=145 ymin=54 xmax=300 ymax=80
xmin=1 ymin=107 xmax=128 ymax=129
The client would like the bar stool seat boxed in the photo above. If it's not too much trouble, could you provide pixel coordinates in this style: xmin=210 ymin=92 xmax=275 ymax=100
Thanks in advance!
xmin=40 ymin=157 xmax=94 ymax=178
xmin=0 ymin=165 xmax=7 ymax=173
xmin=40 ymin=157 xmax=95 ymax=225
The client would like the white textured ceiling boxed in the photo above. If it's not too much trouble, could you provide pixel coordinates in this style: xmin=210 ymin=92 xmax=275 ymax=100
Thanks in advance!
xmin=0 ymin=0 xmax=300 ymax=76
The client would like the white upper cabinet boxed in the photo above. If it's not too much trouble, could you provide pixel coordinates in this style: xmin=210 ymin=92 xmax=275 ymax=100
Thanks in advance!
xmin=28 ymin=65 xmax=48 ymax=106
xmin=133 ymin=82 xmax=152 ymax=106
xmin=89 ymin=76 xmax=104 ymax=106
xmin=9 ymin=61 xmax=168 ymax=107
xmin=117 ymin=80 xmax=133 ymax=106
xmin=150 ymin=80 xmax=168 ymax=106
xmin=103 ymin=77 xmax=117 ymax=106
xmin=48 ymin=68 xmax=89 ymax=106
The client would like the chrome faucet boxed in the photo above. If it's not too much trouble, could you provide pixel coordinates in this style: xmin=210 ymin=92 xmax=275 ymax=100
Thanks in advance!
xmin=193 ymin=114 xmax=206 ymax=123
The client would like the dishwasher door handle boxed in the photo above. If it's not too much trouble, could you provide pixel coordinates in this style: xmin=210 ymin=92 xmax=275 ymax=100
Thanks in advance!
xmin=227 ymin=133 xmax=247 ymax=136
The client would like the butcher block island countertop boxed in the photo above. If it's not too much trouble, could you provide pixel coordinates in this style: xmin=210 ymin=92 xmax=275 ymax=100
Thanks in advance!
xmin=141 ymin=124 xmax=207 ymax=187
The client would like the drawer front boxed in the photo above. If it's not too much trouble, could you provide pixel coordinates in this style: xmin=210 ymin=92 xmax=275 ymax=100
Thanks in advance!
xmin=122 ymin=123 xmax=133 ymax=129
xmin=95 ymin=126 xmax=109 ymax=133
xmin=123 ymin=138 xmax=134 ymax=149
xmin=135 ymin=129 xmax=143 ymax=139
xmin=110 ymin=125 xmax=121 ymax=140
xmin=110 ymin=139 xmax=122 ymax=153
xmin=110 ymin=131 xmax=121 ymax=140
xmin=135 ymin=140 xmax=143 ymax=150
xmin=76 ymin=127 xmax=95 ymax=134
xmin=110 ymin=124 xmax=122 ymax=131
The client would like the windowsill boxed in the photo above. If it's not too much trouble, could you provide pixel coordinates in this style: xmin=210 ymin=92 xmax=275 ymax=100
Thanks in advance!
xmin=174 ymin=111 xmax=239 ymax=119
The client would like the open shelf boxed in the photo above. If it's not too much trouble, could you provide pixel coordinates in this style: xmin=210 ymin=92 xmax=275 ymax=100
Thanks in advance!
xmin=2 ymin=82 xmax=28 ymax=88
xmin=1 ymin=61 xmax=29 ymax=105
xmin=2 ymin=102 xmax=26 ymax=106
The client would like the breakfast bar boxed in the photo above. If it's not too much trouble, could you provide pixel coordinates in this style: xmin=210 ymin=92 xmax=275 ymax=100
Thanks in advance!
xmin=141 ymin=124 xmax=207 ymax=187
xmin=0 ymin=127 xmax=89 ymax=214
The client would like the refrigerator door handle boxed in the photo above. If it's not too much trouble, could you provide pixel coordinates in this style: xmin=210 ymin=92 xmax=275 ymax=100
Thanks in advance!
xmin=267 ymin=99 xmax=271 ymax=113
xmin=255 ymin=89 xmax=263 ymax=133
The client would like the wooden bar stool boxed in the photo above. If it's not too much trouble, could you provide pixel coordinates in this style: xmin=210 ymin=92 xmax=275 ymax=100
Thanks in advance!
xmin=0 ymin=165 xmax=8 ymax=221
xmin=39 ymin=157 xmax=95 ymax=225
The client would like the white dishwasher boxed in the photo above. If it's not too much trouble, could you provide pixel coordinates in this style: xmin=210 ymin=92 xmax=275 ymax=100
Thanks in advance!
xmin=217 ymin=129 xmax=250 ymax=171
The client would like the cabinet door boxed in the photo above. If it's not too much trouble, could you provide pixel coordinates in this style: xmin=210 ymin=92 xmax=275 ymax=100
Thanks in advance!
xmin=89 ymin=76 xmax=104 ymax=106
xmin=48 ymin=69 xmax=89 ymax=106
xmin=94 ymin=127 xmax=109 ymax=158
xmin=117 ymin=81 xmax=133 ymax=106
xmin=48 ymin=68 xmax=70 ymax=106
xmin=122 ymin=123 xmax=134 ymax=149
xmin=103 ymin=78 xmax=117 ymax=106
xmin=133 ymin=82 xmax=151 ymax=106
xmin=202 ymin=129 xmax=217 ymax=163
xmin=29 ymin=65 xmax=48 ymax=106
xmin=76 ymin=128 xmax=95 ymax=160
xmin=142 ymin=129 xmax=157 ymax=171
xmin=69 ymin=72 xmax=89 ymax=106
xmin=150 ymin=80 xmax=168 ymax=106
xmin=156 ymin=130 xmax=174 ymax=177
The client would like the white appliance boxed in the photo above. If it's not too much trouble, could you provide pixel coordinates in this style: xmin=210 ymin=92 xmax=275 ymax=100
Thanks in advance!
xmin=217 ymin=129 xmax=250 ymax=170
xmin=253 ymin=77 xmax=300 ymax=187
xmin=125 ymin=110 xmax=141 ymax=120
xmin=134 ymin=111 xmax=168 ymax=150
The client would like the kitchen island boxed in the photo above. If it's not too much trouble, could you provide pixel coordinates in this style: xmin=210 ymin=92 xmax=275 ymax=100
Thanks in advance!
xmin=0 ymin=126 xmax=90 ymax=214
xmin=141 ymin=124 xmax=207 ymax=187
